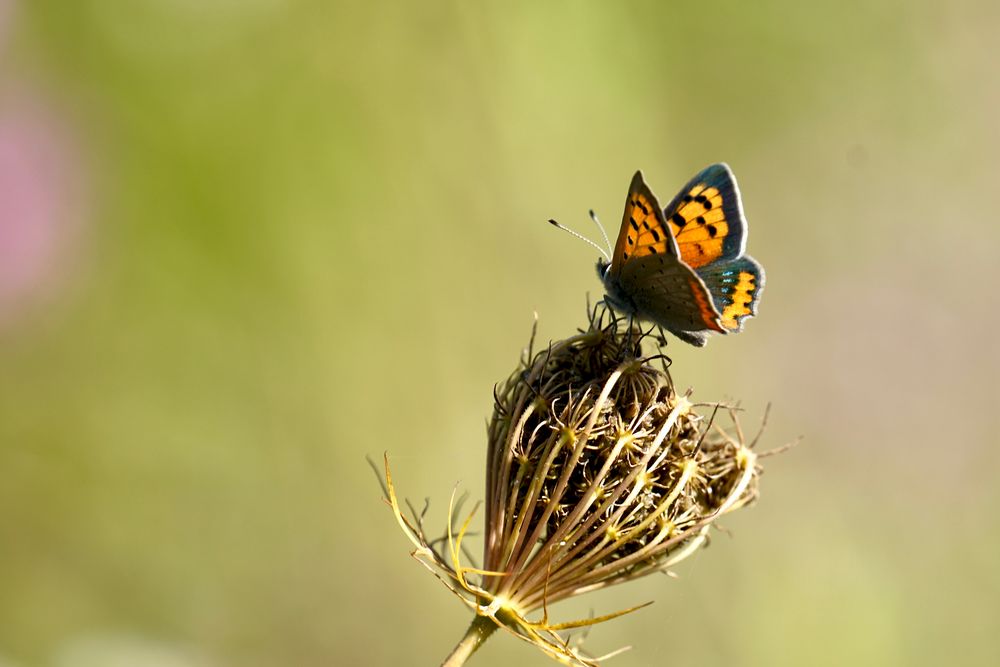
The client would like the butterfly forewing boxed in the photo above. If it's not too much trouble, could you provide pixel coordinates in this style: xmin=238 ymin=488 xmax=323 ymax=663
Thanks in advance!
xmin=661 ymin=164 xmax=747 ymax=270
xmin=610 ymin=171 xmax=679 ymax=278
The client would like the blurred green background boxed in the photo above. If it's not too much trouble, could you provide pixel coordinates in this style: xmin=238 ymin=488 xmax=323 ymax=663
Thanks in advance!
xmin=1 ymin=1 xmax=998 ymax=666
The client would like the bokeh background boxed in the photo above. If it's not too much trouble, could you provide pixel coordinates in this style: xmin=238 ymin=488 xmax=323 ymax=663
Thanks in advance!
xmin=1 ymin=1 xmax=998 ymax=666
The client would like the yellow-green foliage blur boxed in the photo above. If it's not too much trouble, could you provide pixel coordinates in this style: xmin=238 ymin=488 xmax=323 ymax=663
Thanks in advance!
xmin=1 ymin=1 xmax=997 ymax=666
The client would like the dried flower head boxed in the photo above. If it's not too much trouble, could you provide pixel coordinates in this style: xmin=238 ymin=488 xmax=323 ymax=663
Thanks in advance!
xmin=382 ymin=307 xmax=765 ymax=666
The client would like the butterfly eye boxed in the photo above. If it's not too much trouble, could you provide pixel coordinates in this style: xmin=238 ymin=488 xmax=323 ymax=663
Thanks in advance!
xmin=595 ymin=258 xmax=609 ymax=278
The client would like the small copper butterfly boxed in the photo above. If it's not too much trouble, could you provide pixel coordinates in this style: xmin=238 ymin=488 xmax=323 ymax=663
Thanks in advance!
xmin=554 ymin=164 xmax=764 ymax=346
xmin=599 ymin=164 xmax=765 ymax=346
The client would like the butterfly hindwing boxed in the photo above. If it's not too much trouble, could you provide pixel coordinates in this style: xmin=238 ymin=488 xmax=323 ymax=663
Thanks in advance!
xmin=696 ymin=256 xmax=765 ymax=332
xmin=615 ymin=254 xmax=725 ymax=346
xmin=609 ymin=171 xmax=679 ymax=278
xmin=660 ymin=163 xmax=747 ymax=270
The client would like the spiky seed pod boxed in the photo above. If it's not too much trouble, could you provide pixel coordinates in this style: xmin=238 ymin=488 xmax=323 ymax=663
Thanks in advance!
xmin=384 ymin=308 xmax=763 ymax=666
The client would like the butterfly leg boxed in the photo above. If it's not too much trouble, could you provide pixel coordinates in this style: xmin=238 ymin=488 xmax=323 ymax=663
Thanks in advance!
xmin=655 ymin=325 xmax=668 ymax=348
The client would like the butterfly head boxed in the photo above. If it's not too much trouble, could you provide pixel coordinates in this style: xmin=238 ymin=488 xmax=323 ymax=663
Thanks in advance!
xmin=595 ymin=256 xmax=610 ymax=280
xmin=596 ymin=257 xmax=637 ymax=317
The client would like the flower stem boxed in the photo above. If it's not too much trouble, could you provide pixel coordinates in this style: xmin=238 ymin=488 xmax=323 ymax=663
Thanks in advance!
xmin=441 ymin=615 xmax=498 ymax=667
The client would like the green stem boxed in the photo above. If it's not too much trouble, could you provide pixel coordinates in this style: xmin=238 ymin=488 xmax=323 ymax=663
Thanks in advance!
xmin=441 ymin=615 xmax=498 ymax=667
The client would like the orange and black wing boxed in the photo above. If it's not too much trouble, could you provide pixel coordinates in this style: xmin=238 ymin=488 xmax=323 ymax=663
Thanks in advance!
xmin=696 ymin=256 xmax=765 ymax=332
xmin=608 ymin=171 xmax=680 ymax=279
xmin=660 ymin=163 xmax=747 ymax=270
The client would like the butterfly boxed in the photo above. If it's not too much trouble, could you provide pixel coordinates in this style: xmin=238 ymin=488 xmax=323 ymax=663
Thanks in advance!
xmin=595 ymin=164 xmax=765 ymax=346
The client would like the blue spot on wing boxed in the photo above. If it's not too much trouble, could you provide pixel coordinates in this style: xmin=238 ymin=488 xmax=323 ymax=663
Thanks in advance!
xmin=696 ymin=256 xmax=765 ymax=321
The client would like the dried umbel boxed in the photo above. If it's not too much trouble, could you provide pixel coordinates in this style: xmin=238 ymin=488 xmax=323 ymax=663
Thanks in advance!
xmin=383 ymin=308 xmax=764 ymax=666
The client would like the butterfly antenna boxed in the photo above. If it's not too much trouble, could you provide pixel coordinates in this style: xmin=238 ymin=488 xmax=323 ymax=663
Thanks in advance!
xmin=588 ymin=209 xmax=613 ymax=258
xmin=548 ymin=219 xmax=611 ymax=262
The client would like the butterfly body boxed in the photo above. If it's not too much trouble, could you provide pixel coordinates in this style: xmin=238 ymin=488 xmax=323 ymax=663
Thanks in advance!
xmin=598 ymin=165 xmax=764 ymax=346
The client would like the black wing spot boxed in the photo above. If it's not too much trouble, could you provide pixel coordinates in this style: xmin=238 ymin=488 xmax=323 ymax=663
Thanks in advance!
xmin=635 ymin=198 xmax=649 ymax=215
xmin=642 ymin=221 xmax=650 ymax=231
xmin=622 ymin=252 xmax=630 ymax=260
xmin=671 ymin=213 xmax=686 ymax=227
xmin=707 ymin=224 xmax=718 ymax=238
xmin=694 ymin=194 xmax=712 ymax=210
xmin=630 ymin=219 xmax=639 ymax=231
xmin=626 ymin=236 xmax=634 ymax=245
xmin=647 ymin=246 xmax=658 ymax=255
xmin=695 ymin=216 xmax=706 ymax=225
xmin=650 ymin=228 xmax=660 ymax=242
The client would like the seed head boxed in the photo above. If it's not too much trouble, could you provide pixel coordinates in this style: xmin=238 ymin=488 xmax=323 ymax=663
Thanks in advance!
xmin=382 ymin=307 xmax=765 ymax=665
